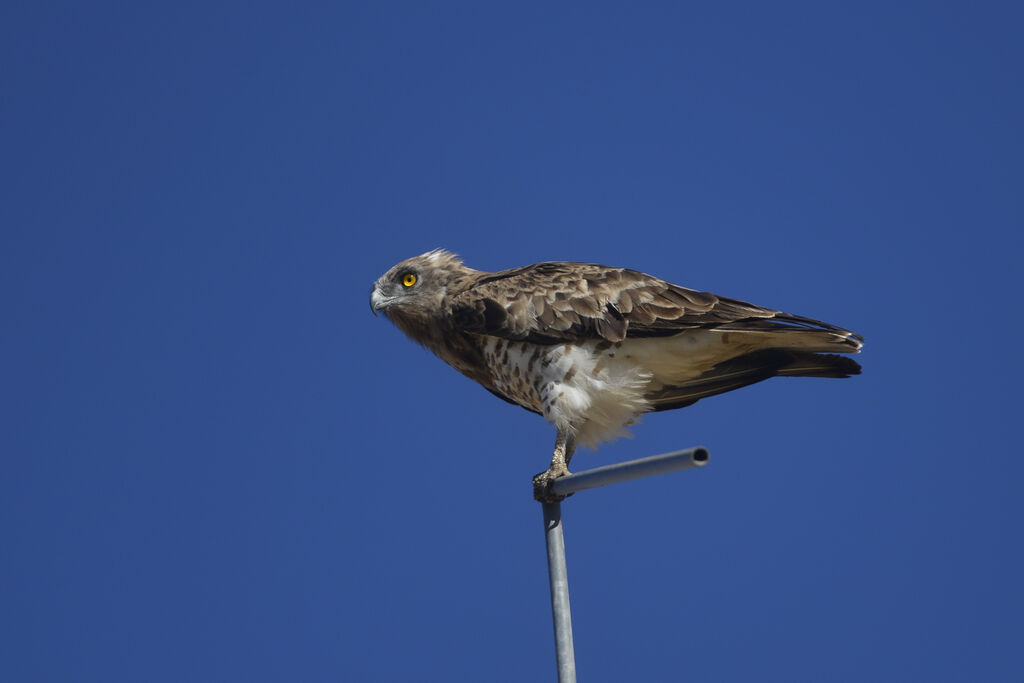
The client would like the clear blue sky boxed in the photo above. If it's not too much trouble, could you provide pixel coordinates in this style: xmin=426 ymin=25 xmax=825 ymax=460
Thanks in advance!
xmin=3 ymin=2 xmax=1022 ymax=681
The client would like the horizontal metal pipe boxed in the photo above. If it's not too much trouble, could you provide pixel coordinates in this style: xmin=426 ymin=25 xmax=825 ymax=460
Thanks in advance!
xmin=552 ymin=446 xmax=709 ymax=496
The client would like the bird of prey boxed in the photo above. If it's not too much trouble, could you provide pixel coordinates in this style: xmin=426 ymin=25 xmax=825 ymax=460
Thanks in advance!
xmin=371 ymin=250 xmax=863 ymax=501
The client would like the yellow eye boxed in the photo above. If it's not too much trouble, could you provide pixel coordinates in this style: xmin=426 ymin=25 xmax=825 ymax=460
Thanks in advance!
xmin=402 ymin=273 xmax=417 ymax=287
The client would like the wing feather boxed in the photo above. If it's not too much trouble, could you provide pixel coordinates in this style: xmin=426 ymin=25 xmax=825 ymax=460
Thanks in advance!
xmin=448 ymin=261 xmax=862 ymax=347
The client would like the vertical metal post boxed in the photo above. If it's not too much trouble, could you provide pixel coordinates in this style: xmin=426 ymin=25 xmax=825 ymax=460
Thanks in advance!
xmin=543 ymin=501 xmax=576 ymax=683
xmin=538 ymin=448 xmax=707 ymax=680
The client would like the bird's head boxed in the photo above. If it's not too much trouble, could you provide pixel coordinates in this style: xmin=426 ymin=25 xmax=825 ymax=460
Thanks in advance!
xmin=370 ymin=250 xmax=477 ymax=340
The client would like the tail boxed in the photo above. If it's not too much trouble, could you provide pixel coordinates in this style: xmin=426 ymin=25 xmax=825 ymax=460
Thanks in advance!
xmin=647 ymin=349 xmax=861 ymax=412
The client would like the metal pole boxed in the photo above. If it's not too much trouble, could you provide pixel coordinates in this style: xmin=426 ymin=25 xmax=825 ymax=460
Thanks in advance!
xmin=539 ymin=446 xmax=709 ymax=681
xmin=543 ymin=501 xmax=576 ymax=683
xmin=552 ymin=446 xmax=708 ymax=497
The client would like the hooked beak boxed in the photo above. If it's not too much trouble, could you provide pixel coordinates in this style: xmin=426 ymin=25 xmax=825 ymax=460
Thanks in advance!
xmin=370 ymin=286 xmax=392 ymax=315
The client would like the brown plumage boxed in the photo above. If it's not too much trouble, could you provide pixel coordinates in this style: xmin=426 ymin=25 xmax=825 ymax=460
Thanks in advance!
xmin=371 ymin=249 xmax=863 ymax=501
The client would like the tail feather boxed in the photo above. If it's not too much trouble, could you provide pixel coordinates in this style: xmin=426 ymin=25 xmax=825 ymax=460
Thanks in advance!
xmin=647 ymin=349 xmax=861 ymax=412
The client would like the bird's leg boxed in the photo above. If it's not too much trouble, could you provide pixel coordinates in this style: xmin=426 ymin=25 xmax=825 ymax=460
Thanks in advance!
xmin=532 ymin=428 xmax=578 ymax=503
xmin=562 ymin=430 xmax=578 ymax=472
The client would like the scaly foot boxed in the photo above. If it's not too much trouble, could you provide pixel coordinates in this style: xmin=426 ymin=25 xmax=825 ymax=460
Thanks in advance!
xmin=532 ymin=463 xmax=572 ymax=503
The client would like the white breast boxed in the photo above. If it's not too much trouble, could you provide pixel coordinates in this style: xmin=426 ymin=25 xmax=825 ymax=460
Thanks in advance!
xmin=480 ymin=338 xmax=654 ymax=448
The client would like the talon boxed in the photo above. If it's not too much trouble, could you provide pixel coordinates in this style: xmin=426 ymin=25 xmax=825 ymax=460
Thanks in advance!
xmin=534 ymin=428 xmax=577 ymax=502
xmin=533 ymin=465 xmax=572 ymax=503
